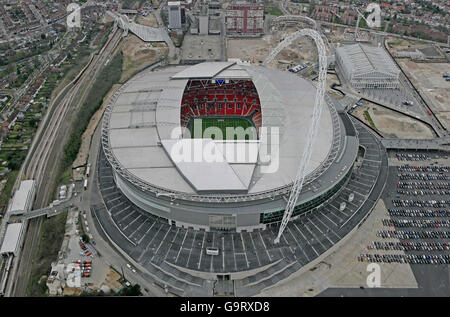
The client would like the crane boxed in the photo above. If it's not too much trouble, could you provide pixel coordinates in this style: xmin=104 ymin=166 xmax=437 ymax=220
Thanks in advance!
xmin=331 ymin=5 xmax=381 ymax=40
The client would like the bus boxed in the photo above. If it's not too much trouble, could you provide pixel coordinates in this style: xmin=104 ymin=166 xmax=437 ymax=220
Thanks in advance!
xmin=289 ymin=64 xmax=307 ymax=73
xmin=206 ymin=247 xmax=219 ymax=256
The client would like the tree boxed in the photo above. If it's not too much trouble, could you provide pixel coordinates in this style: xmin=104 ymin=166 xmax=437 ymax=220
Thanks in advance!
xmin=119 ymin=284 xmax=142 ymax=296
xmin=81 ymin=234 xmax=90 ymax=243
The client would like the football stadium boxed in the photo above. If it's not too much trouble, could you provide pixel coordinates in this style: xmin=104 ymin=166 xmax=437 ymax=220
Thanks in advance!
xmin=95 ymin=61 xmax=387 ymax=294
xmin=101 ymin=61 xmax=355 ymax=230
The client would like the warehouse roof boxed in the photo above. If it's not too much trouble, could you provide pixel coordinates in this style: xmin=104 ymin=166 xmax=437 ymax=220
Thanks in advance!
xmin=0 ymin=222 xmax=23 ymax=255
xmin=8 ymin=180 xmax=35 ymax=214
xmin=336 ymin=43 xmax=400 ymax=78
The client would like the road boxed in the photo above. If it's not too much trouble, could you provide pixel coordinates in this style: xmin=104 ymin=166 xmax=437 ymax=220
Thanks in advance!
xmin=78 ymin=119 xmax=167 ymax=297
xmin=153 ymin=1 xmax=179 ymax=63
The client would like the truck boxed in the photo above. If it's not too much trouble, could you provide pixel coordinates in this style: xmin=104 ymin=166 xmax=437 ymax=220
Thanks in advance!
xmin=83 ymin=179 xmax=88 ymax=190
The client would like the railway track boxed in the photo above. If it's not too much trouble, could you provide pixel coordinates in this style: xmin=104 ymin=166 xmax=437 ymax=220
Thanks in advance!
xmin=9 ymin=27 xmax=122 ymax=297
xmin=26 ymin=28 xmax=122 ymax=184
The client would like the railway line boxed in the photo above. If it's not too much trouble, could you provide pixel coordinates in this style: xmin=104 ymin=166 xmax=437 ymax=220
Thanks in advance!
xmin=6 ymin=26 xmax=122 ymax=297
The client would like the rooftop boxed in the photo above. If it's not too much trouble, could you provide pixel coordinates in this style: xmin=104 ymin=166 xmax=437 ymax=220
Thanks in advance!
xmin=8 ymin=180 xmax=35 ymax=214
xmin=103 ymin=63 xmax=337 ymax=196
xmin=0 ymin=222 xmax=23 ymax=255
xmin=336 ymin=43 xmax=400 ymax=78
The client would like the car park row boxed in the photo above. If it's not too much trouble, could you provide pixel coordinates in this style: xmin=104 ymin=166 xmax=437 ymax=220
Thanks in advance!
xmin=397 ymin=189 xmax=450 ymax=196
xmin=398 ymin=173 xmax=449 ymax=181
xmin=376 ymin=230 xmax=450 ymax=239
xmin=367 ymin=241 xmax=450 ymax=251
xmin=392 ymin=199 xmax=449 ymax=208
xmin=395 ymin=153 xmax=430 ymax=161
xmin=382 ymin=218 xmax=450 ymax=228
xmin=397 ymin=181 xmax=450 ymax=190
xmin=79 ymin=239 xmax=94 ymax=257
xmin=388 ymin=209 xmax=450 ymax=217
xmin=358 ymin=253 xmax=450 ymax=264
xmin=397 ymin=165 xmax=449 ymax=173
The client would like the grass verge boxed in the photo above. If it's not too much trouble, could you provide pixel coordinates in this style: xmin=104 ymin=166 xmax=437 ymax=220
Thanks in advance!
xmin=0 ymin=170 xmax=19 ymax=215
xmin=364 ymin=110 xmax=376 ymax=129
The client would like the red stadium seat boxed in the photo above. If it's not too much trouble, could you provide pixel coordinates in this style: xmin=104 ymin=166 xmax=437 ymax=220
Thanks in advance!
xmin=180 ymin=80 xmax=262 ymax=136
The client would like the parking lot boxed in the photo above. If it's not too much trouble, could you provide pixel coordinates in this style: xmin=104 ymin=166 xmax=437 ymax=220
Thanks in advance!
xmin=359 ymin=154 xmax=450 ymax=266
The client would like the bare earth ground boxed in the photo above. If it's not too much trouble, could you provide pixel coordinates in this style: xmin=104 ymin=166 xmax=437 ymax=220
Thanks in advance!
xmin=136 ymin=13 xmax=159 ymax=27
xmin=102 ymin=14 xmax=114 ymax=24
xmin=103 ymin=269 xmax=123 ymax=292
xmin=397 ymin=60 xmax=450 ymax=130
xmin=326 ymin=73 xmax=344 ymax=100
xmin=226 ymin=31 xmax=318 ymax=70
xmin=258 ymin=199 xmax=418 ymax=297
xmin=352 ymin=101 xmax=435 ymax=139
xmin=120 ymin=34 xmax=168 ymax=83
xmin=324 ymin=26 xmax=345 ymax=43
xmin=385 ymin=37 xmax=424 ymax=52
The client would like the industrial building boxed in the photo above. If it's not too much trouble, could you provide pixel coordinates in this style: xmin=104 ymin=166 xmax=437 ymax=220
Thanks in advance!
xmin=335 ymin=43 xmax=400 ymax=89
xmin=226 ymin=1 xmax=264 ymax=37
xmin=7 ymin=180 xmax=36 ymax=216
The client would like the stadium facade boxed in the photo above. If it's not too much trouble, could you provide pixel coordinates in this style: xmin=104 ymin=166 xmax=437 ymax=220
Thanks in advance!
xmin=101 ymin=61 xmax=359 ymax=232
xmin=335 ymin=43 xmax=400 ymax=89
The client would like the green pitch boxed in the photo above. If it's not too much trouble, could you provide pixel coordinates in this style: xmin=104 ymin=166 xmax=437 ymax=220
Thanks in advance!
xmin=187 ymin=117 xmax=257 ymax=140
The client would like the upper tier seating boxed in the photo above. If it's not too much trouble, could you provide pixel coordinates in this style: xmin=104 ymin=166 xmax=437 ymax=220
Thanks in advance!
xmin=181 ymin=80 xmax=262 ymax=132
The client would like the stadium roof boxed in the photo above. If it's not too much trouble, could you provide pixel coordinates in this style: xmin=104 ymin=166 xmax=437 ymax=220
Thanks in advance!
xmin=0 ymin=222 xmax=23 ymax=255
xmin=103 ymin=63 xmax=336 ymax=195
xmin=171 ymin=62 xmax=235 ymax=79
xmin=336 ymin=43 xmax=400 ymax=78
xmin=161 ymin=139 xmax=250 ymax=192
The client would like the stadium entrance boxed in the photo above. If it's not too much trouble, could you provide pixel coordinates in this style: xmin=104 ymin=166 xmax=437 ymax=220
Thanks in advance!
xmin=209 ymin=215 xmax=237 ymax=231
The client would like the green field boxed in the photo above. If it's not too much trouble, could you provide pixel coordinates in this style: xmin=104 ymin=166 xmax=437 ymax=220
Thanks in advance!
xmin=264 ymin=6 xmax=283 ymax=16
xmin=188 ymin=117 xmax=257 ymax=140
